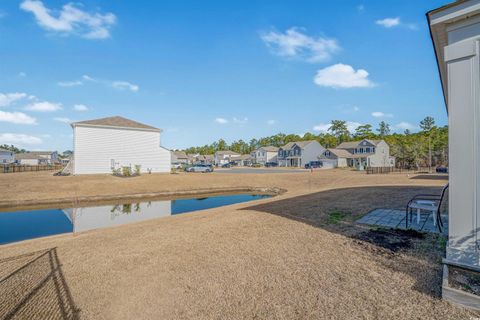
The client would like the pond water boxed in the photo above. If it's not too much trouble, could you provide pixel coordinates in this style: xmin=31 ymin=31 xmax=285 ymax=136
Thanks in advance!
xmin=0 ymin=194 xmax=270 ymax=245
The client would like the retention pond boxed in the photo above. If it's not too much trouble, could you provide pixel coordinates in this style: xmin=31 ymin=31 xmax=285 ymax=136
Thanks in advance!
xmin=0 ymin=194 xmax=271 ymax=245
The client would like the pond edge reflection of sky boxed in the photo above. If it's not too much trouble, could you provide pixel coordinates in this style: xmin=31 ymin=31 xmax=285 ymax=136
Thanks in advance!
xmin=0 ymin=194 xmax=270 ymax=245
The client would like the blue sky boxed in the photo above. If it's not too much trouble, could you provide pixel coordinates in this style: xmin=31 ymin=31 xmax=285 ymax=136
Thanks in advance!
xmin=0 ymin=0 xmax=448 ymax=151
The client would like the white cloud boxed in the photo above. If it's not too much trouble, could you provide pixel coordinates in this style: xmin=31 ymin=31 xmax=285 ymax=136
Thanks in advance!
xmin=73 ymin=104 xmax=88 ymax=112
xmin=58 ymin=80 xmax=83 ymax=87
xmin=395 ymin=121 xmax=417 ymax=131
xmin=82 ymin=74 xmax=96 ymax=82
xmin=112 ymin=81 xmax=139 ymax=92
xmin=313 ymin=123 xmax=331 ymax=133
xmin=25 ymin=101 xmax=62 ymax=112
xmin=261 ymin=27 xmax=340 ymax=63
xmin=372 ymin=111 xmax=393 ymax=118
xmin=0 ymin=111 xmax=37 ymax=125
xmin=18 ymin=72 xmax=27 ymax=77
xmin=232 ymin=117 xmax=248 ymax=124
xmin=0 ymin=92 xmax=28 ymax=107
xmin=20 ymin=0 xmax=116 ymax=39
xmin=314 ymin=63 xmax=374 ymax=89
xmin=376 ymin=17 xmax=400 ymax=28
xmin=357 ymin=5 xmax=365 ymax=13
xmin=267 ymin=119 xmax=276 ymax=125
xmin=54 ymin=117 xmax=73 ymax=123
xmin=215 ymin=118 xmax=228 ymax=124
xmin=0 ymin=133 xmax=42 ymax=145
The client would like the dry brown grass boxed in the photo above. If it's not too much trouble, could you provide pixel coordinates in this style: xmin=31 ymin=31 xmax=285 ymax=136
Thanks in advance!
xmin=0 ymin=169 xmax=476 ymax=319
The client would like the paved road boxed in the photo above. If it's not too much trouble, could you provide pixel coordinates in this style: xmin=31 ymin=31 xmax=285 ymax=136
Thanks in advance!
xmin=214 ymin=168 xmax=308 ymax=174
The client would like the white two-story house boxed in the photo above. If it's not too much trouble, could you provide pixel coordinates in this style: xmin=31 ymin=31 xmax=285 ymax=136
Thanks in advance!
xmin=0 ymin=148 xmax=15 ymax=164
xmin=214 ymin=150 xmax=240 ymax=166
xmin=250 ymin=146 xmax=279 ymax=165
xmin=319 ymin=139 xmax=394 ymax=169
xmin=277 ymin=140 xmax=325 ymax=168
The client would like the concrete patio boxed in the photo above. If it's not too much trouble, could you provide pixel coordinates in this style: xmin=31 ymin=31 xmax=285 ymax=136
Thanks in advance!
xmin=357 ymin=208 xmax=448 ymax=234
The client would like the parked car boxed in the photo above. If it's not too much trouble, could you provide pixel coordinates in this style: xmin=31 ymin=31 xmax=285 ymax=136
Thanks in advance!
xmin=171 ymin=163 xmax=182 ymax=169
xmin=265 ymin=162 xmax=278 ymax=167
xmin=185 ymin=164 xmax=213 ymax=173
xmin=221 ymin=163 xmax=231 ymax=168
xmin=436 ymin=166 xmax=448 ymax=173
xmin=305 ymin=161 xmax=322 ymax=169
xmin=251 ymin=163 xmax=262 ymax=168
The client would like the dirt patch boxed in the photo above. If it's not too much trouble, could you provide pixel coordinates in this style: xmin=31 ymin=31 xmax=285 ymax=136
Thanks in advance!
xmin=449 ymin=266 xmax=480 ymax=296
xmin=353 ymin=228 xmax=425 ymax=253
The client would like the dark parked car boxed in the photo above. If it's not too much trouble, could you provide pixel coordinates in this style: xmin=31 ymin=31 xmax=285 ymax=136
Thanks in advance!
xmin=265 ymin=162 xmax=278 ymax=167
xmin=221 ymin=163 xmax=231 ymax=168
xmin=305 ymin=161 xmax=322 ymax=169
xmin=436 ymin=166 xmax=448 ymax=173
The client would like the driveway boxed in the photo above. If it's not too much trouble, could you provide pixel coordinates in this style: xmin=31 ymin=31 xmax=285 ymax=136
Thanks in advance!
xmin=214 ymin=168 xmax=308 ymax=174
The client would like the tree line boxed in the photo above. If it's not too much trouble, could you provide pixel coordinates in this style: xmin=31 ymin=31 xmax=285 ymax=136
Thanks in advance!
xmin=184 ymin=116 xmax=448 ymax=169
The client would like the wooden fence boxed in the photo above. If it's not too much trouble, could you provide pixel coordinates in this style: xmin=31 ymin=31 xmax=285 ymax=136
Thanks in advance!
xmin=365 ymin=166 xmax=432 ymax=174
xmin=0 ymin=164 xmax=64 ymax=173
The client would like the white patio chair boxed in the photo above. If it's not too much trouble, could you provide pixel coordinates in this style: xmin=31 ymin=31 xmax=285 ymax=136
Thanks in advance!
xmin=405 ymin=184 xmax=448 ymax=232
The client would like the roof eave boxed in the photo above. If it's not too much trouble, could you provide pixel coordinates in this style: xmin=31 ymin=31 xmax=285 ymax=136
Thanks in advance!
xmin=71 ymin=122 xmax=162 ymax=133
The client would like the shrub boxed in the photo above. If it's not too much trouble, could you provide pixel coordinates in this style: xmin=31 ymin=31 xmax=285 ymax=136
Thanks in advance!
xmin=122 ymin=166 xmax=132 ymax=177
xmin=134 ymin=165 xmax=141 ymax=176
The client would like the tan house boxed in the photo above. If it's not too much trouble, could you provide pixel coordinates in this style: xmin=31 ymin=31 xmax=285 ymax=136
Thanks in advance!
xmin=319 ymin=139 xmax=394 ymax=169
xmin=230 ymin=154 xmax=253 ymax=167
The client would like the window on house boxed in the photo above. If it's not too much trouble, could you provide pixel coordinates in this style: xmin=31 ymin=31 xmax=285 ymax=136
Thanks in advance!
xmin=366 ymin=147 xmax=370 ymax=153
xmin=359 ymin=148 xmax=364 ymax=154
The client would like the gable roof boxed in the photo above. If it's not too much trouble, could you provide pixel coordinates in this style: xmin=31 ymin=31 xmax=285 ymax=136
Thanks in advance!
xmin=326 ymin=148 xmax=353 ymax=158
xmin=280 ymin=140 xmax=318 ymax=150
xmin=71 ymin=116 xmax=161 ymax=132
xmin=172 ymin=151 xmax=188 ymax=159
xmin=231 ymin=154 xmax=252 ymax=161
xmin=15 ymin=153 xmax=42 ymax=160
xmin=337 ymin=139 xmax=382 ymax=149
xmin=215 ymin=150 xmax=240 ymax=156
xmin=258 ymin=146 xmax=279 ymax=152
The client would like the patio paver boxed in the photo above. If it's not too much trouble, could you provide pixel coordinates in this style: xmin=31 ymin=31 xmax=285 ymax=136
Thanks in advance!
xmin=357 ymin=208 xmax=448 ymax=234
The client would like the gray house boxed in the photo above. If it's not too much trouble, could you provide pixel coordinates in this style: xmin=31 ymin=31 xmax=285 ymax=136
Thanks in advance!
xmin=429 ymin=0 xmax=480 ymax=309
xmin=277 ymin=140 xmax=325 ymax=168
xmin=319 ymin=139 xmax=394 ymax=169
xmin=0 ymin=148 xmax=15 ymax=164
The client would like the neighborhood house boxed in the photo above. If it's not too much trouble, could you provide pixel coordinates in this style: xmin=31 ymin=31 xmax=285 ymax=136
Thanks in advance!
xmin=14 ymin=151 xmax=58 ymax=165
xmin=171 ymin=151 xmax=189 ymax=167
xmin=0 ymin=148 xmax=15 ymax=164
xmin=214 ymin=150 xmax=240 ymax=166
xmin=230 ymin=154 xmax=253 ymax=167
xmin=277 ymin=140 xmax=325 ymax=167
xmin=71 ymin=116 xmax=170 ymax=175
xmin=251 ymin=146 xmax=279 ymax=165
xmin=319 ymin=139 xmax=395 ymax=169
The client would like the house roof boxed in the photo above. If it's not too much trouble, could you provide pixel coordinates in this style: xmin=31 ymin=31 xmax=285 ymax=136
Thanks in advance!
xmin=336 ymin=139 xmax=382 ymax=149
xmin=280 ymin=140 xmax=317 ymax=150
xmin=28 ymin=151 xmax=55 ymax=155
xmin=231 ymin=154 xmax=252 ymax=161
xmin=216 ymin=150 xmax=240 ymax=156
xmin=15 ymin=153 xmax=42 ymax=160
xmin=326 ymin=148 xmax=354 ymax=158
xmin=172 ymin=151 xmax=188 ymax=159
xmin=258 ymin=146 xmax=279 ymax=152
xmin=71 ymin=116 xmax=161 ymax=132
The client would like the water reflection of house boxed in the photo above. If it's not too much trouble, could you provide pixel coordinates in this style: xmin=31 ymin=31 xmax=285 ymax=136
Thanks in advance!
xmin=62 ymin=200 xmax=172 ymax=233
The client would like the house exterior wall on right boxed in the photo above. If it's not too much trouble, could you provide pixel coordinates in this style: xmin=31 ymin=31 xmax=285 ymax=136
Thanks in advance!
xmin=429 ymin=1 xmax=480 ymax=269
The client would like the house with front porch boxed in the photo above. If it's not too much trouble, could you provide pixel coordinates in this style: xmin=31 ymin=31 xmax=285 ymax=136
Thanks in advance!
xmin=250 ymin=146 xmax=279 ymax=165
xmin=277 ymin=140 xmax=325 ymax=168
xmin=319 ymin=139 xmax=394 ymax=169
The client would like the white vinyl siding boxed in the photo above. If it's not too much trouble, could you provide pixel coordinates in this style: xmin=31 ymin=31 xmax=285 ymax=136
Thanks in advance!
xmin=73 ymin=125 xmax=170 ymax=174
